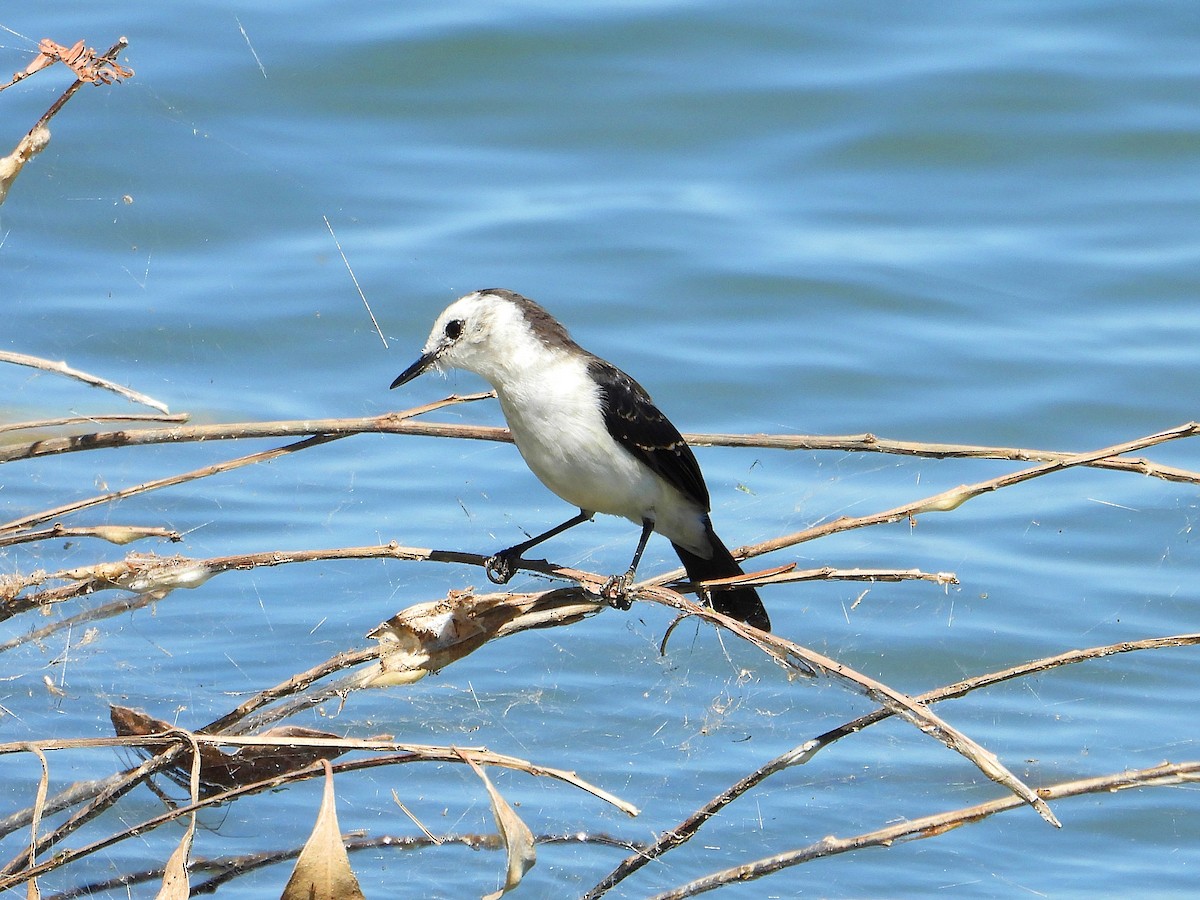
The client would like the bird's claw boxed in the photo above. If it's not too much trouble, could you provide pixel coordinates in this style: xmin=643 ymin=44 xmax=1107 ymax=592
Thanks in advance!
xmin=601 ymin=572 xmax=634 ymax=609
xmin=485 ymin=552 xmax=518 ymax=585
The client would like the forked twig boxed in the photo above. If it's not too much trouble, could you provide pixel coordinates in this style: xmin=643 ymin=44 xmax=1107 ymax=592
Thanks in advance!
xmin=0 ymin=733 xmax=636 ymax=891
xmin=645 ymin=760 xmax=1200 ymax=900
xmin=0 ymin=434 xmax=343 ymax=537
xmin=639 ymin=422 xmax=1200 ymax=589
xmin=627 ymin=582 xmax=1059 ymax=827
xmin=2 ymin=37 xmax=132 ymax=92
xmin=585 ymin=630 xmax=1200 ymax=897
xmin=0 ymin=356 xmax=1194 ymax=894
xmin=0 ymin=394 xmax=487 ymax=538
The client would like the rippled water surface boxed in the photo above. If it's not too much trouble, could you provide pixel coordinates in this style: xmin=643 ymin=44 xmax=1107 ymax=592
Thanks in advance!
xmin=1 ymin=3 xmax=1198 ymax=897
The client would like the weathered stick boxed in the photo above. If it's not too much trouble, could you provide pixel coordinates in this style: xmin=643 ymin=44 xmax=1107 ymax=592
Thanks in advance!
xmin=645 ymin=761 xmax=1200 ymax=900
xmin=0 ymin=404 xmax=1195 ymax=485
xmin=585 ymin=630 xmax=1200 ymax=897
xmin=0 ymin=348 xmax=166 ymax=413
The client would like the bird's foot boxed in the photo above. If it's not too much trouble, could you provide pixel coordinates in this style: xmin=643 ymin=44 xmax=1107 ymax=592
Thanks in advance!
xmin=485 ymin=551 xmax=520 ymax=585
xmin=601 ymin=571 xmax=635 ymax=610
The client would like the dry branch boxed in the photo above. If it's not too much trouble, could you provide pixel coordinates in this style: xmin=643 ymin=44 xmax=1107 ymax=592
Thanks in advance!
xmin=0 ymin=592 xmax=157 ymax=655
xmin=585 ymin=629 xmax=1200 ymax=897
xmin=0 ymin=524 xmax=180 ymax=550
xmin=1 ymin=360 xmax=1195 ymax=894
xmin=0 ymin=403 xmax=1195 ymax=487
xmin=0 ymin=412 xmax=188 ymax=434
xmin=0 ymin=37 xmax=132 ymax=204
xmin=677 ymin=422 xmax=1200 ymax=573
xmin=0 ymin=521 xmax=1106 ymax=832
xmin=0 ymin=433 xmax=344 ymax=536
xmin=0 ymin=350 xmax=164 ymax=413
xmin=47 ymin=831 xmax=640 ymax=899
xmin=645 ymin=760 xmax=1200 ymax=900
xmin=627 ymin=583 xmax=1059 ymax=826
xmin=0 ymin=731 xmax=638 ymax=892
xmin=702 ymin=565 xmax=957 ymax=590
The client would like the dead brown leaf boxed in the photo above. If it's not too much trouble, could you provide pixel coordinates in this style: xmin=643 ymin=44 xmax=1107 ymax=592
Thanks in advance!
xmin=28 ymin=39 xmax=134 ymax=84
xmin=110 ymin=706 xmax=381 ymax=794
xmin=461 ymin=753 xmax=536 ymax=900
xmin=280 ymin=759 xmax=365 ymax=900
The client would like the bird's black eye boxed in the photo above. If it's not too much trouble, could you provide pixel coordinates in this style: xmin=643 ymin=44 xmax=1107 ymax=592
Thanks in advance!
xmin=444 ymin=319 xmax=464 ymax=340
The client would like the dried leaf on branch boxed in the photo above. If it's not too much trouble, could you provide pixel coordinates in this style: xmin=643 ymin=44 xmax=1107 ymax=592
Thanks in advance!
xmin=0 ymin=354 xmax=1196 ymax=895
xmin=110 ymin=706 xmax=385 ymax=795
xmin=0 ymin=37 xmax=132 ymax=205
xmin=4 ymin=37 xmax=133 ymax=90
xmin=365 ymin=587 xmax=600 ymax=685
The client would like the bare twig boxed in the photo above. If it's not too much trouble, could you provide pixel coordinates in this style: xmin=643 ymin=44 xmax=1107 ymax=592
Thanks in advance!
xmin=700 ymin=565 xmax=958 ymax=590
xmin=627 ymin=582 xmax=1059 ymax=827
xmin=684 ymin=429 xmax=1200 ymax=483
xmin=0 ymin=524 xmax=180 ymax=550
xmin=47 ymin=831 xmax=640 ymax=899
xmin=0 ymin=592 xmax=160 ymax=655
xmin=798 ymin=630 xmax=1200 ymax=761
xmin=712 ymin=423 xmax=1200 ymax=567
xmin=0 ymin=434 xmax=343 ymax=538
xmin=0 ymin=403 xmax=498 ymax=464
xmin=204 ymin=646 xmax=381 ymax=735
xmin=0 ymin=408 xmax=1194 ymax=487
xmin=0 ymin=349 xmax=167 ymax=414
xmin=585 ymin=630 xmax=1200 ymax=897
xmin=2 ymin=544 xmax=483 ymax=620
xmin=0 ymin=395 xmax=494 ymax=539
xmin=0 ymin=412 xmax=188 ymax=434
xmin=646 ymin=761 xmax=1200 ymax=900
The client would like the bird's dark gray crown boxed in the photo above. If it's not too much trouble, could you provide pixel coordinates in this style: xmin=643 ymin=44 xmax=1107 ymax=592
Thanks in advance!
xmin=476 ymin=288 xmax=578 ymax=351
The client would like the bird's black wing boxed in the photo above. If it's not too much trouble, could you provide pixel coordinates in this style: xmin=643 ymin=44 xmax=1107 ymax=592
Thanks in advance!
xmin=587 ymin=356 xmax=710 ymax=510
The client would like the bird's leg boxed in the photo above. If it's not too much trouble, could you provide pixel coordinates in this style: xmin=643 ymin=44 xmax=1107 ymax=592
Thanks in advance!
xmin=485 ymin=509 xmax=593 ymax=585
xmin=602 ymin=519 xmax=653 ymax=609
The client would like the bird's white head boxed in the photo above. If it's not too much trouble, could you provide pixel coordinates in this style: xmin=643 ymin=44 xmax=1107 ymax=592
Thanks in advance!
xmin=390 ymin=289 xmax=574 ymax=390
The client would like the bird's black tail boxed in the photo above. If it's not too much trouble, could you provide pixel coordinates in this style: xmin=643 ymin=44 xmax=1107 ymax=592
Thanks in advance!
xmin=672 ymin=525 xmax=770 ymax=632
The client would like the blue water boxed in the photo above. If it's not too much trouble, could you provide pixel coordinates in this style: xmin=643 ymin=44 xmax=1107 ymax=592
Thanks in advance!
xmin=1 ymin=2 xmax=1198 ymax=897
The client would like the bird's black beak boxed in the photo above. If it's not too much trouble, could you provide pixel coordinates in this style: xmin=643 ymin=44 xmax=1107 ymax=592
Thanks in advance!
xmin=390 ymin=351 xmax=436 ymax=390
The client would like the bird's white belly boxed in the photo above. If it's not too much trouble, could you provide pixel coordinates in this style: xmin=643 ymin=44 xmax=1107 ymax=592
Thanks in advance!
xmin=492 ymin=366 xmax=709 ymax=556
xmin=499 ymin=381 xmax=657 ymax=522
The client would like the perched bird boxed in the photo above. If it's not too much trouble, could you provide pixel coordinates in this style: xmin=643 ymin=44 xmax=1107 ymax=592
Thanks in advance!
xmin=391 ymin=289 xmax=770 ymax=631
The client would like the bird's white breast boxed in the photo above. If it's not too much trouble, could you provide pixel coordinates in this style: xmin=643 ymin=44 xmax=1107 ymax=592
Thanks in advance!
xmin=495 ymin=350 xmax=660 ymax=522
